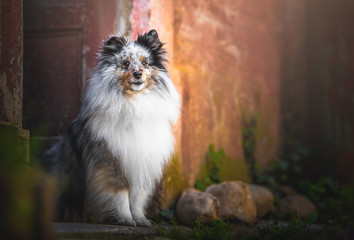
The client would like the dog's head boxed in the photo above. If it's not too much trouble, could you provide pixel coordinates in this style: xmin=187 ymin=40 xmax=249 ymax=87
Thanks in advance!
xmin=98 ymin=30 xmax=168 ymax=96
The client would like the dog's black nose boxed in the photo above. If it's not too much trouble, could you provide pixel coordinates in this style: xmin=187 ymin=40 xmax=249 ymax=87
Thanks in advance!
xmin=133 ymin=71 xmax=142 ymax=79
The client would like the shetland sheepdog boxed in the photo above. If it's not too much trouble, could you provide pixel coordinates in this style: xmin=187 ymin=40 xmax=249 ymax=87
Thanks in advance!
xmin=44 ymin=30 xmax=180 ymax=226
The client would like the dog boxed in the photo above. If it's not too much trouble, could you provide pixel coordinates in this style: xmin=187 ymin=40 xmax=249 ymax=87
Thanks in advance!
xmin=43 ymin=29 xmax=180 ymax=226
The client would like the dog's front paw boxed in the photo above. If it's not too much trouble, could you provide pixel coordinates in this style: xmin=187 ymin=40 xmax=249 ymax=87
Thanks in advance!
xmin=134 ymin=217 xmax=152 ymax=227
xmin=116 ymin=218 xmax=136 ymax=227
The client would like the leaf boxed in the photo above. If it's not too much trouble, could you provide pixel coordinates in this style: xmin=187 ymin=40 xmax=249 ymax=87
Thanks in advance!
xmin=195 ymin=180 xmax=206 ymax=191
xmin=160 ymin=210 xmax=175 ymax=221
xmin=307 ymin=213 xmax=318 ymax=223
xmin=278 ymin=161 xmax=289 ymax=170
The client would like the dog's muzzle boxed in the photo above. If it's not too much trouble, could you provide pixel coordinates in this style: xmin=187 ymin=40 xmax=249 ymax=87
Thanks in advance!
xmin=129 ymin=71 xmax=145 ymax=90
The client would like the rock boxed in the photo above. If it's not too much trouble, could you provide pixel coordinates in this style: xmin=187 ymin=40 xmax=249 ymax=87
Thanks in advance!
xmin=279 ymin=195 xmax=317 ymax=218
xmin=279 ymin=185 xmax=298 ymax=196
xmin=176 ymin=188 xmax=220 ymax=225
xmin=206 ymin=181 xmax=257 ymax=224
xmin=246 ymin=184 xmax=274 ymax=218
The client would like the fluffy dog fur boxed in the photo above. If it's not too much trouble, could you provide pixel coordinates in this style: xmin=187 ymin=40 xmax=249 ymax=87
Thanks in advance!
xmin=43 ymin=30 xmax=180 ymax=226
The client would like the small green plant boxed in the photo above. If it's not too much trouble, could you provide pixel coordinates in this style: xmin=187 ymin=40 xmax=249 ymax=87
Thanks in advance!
xmin=241 ymin=114 xmax=311 ymax=193
xmin=241 ymin=116 xmax=258 ymax=181
xmin=255 ymin=214 xmax=318 ymax=240
xmin=168 ymin=219 xmax=184 ymax=240
xmin=298 ymin=178 xmax=354 ymax=230
xmin=159 ymin=202 xmax=177 ymax=221
xmin=155 ymin=217 xmax=233 ymax=240
xmin=252 ymin=144 xmax=310 ymax=196
xmin=160 ymin=208 xmax=175 ymax=221
xmin=194 ymin=144 xmax=224 ymax=191
xmin=190 ymin=217 xmax=232 ymax=240
xmin=241 ymin=118 xmax=354 ymax=238
xmin=155 ymin=219 xmax=187 ymax=240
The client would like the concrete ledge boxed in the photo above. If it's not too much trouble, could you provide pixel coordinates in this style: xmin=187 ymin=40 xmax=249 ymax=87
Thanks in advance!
xmin=53 ymin=222 xmax=156 ymax=239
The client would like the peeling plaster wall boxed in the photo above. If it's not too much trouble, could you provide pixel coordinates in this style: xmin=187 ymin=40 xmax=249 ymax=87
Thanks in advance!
xmin=172 ymin=0 xmax=283 ymax=184
xmin=126 ymin=0 xmax=285 ymax=194
xmin=117 ymin=0 xmax=133 ymax=36
xmin=130 ymin=0 xmax=150 ymax=39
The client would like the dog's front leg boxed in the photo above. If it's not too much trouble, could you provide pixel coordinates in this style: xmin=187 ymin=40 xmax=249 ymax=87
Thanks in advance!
xmin=129 ymin=187 xmax=152 ymax=227
xmin=113 ymin=189 xmax=136 ymax=226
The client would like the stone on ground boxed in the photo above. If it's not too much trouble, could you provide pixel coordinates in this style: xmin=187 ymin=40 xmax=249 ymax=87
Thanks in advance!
xmin=206 ymin=181 xmax=257 ymax=224
xmin=279 ymin=185 xmax=298 ymax=196
xmin=176 ymin=188 xmax=220 ymax=226
xmin=246 ymin=183 xmax=275 ymax=218
xmin=279 ymin=194 xmax=317 ymax=218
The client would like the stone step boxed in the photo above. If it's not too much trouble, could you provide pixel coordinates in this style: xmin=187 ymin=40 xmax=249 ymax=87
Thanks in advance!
xmin=53 ymin=222 xmax=156 ymax=240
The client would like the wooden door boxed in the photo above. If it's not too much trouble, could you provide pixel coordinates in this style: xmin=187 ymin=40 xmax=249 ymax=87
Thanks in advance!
xmin=23 ymin=0 xmax=121 ymax=159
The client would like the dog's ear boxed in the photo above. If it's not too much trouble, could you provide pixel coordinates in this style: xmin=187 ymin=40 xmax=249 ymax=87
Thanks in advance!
xmin=102 ymin=34 xmax=127 ymax=55
xmin=136 ymin=30 xmax=167 ymax=70
xmin=147 ymin=29 xmax=159 ymax=39
xmin=136 ymin=29 xmax=163 ymax=53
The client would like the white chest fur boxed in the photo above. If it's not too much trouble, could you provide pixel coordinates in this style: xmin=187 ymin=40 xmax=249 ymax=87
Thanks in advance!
xmin=88 ymin=90 xmax=179 ymax=189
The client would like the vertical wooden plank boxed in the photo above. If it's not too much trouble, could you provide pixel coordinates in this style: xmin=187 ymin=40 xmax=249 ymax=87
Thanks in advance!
xmin=0 ymin=0 xmax=24 ymax=127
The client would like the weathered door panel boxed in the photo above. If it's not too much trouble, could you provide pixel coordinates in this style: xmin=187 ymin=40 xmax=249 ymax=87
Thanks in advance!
xmin=23 ymin=0 xmax=120 ymax=137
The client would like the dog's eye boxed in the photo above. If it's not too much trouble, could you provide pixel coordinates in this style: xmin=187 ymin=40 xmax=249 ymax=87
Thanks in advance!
xmin=142 ymin=60 xmax=148 ymax=67
xmin=122 ymin=60 xmax=130 ymax=69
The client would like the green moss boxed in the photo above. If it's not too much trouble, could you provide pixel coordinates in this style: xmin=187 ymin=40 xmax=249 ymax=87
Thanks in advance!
xmin=254 ymin=108 xmax=276 ymax=148
xmin=0 ymin=121 xmax=30 ymax=167
xmin=195 ymin=145 xmax=223 ymax=191
xmin=162 ymin=154 xmax=189 ymax=210
xmin=195 ymin=145 xmax=251 ymax=191
xmin=190 ymin=218 xmax=233 ymax=240
xmin=219 ymin=156 xmax=251 ymax=183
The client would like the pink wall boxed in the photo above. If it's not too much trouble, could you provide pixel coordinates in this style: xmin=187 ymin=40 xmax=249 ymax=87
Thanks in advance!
xmin=129 ymin=0 xmax=283 ymax=187
xmin=172 ymin=0 xmax=282 ymax=182
xmin=127 ymin=0 xmax=354 ymax=204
